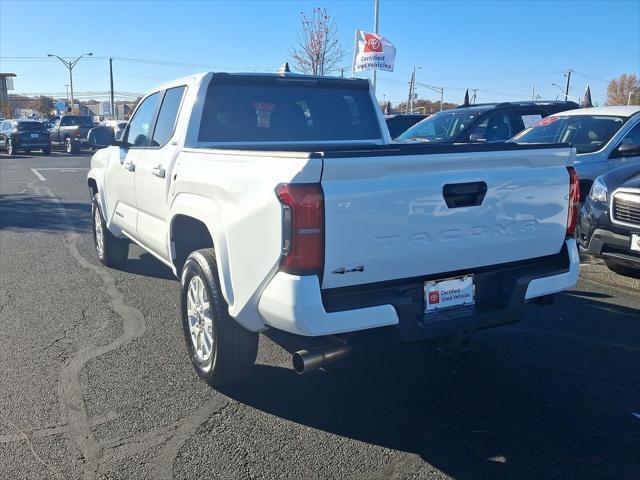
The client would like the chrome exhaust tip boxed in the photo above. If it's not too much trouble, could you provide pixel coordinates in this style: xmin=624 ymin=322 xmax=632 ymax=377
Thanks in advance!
xmin=292 ymin=343 xmax=352 ymax=374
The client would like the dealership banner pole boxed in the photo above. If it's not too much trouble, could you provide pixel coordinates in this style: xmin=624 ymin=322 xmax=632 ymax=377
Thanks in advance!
xmin=372 ymin=0 xmax=379 ymax=94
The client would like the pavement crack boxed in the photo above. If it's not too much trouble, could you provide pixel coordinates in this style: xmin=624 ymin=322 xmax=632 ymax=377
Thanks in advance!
xmin=34 ymin=184 xmax=147 ymax=480
xmin=5 ymin=418 xmax=65 ymax=479
xmin=151 ymin=394 xmax=232 ymax=480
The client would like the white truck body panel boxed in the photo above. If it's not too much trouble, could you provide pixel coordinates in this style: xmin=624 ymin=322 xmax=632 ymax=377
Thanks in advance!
xmin=321 ymin=147 xmax=574 ymax=289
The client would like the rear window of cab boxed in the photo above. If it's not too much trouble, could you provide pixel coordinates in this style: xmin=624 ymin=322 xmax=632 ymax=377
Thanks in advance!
xmin=197 ymin=77 xmax=382 ymax=144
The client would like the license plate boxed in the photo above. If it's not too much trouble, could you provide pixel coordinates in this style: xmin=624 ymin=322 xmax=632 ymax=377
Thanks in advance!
xmin=424 ymin=275 xmax=475 ymax=314
xmin=631 ymin=233 xmax=640 ymax=252
xmin=30 ymin=133 xmax=38 ymax=138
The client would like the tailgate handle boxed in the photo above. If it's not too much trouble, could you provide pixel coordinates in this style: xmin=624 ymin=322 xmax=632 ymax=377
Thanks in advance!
xmin=443 ymin=181 xmax=487 ymax=208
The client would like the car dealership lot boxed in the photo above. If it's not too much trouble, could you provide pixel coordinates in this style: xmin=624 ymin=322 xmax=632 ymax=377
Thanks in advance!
xmin=0 ymin=153 xmax=638 ymax=480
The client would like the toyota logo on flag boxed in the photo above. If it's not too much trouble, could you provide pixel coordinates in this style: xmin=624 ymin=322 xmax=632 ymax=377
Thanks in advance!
xmin=352 ymin=30 xmax=396 ymax=73
xmin=364 ymin=33 xmax=383 ymax=52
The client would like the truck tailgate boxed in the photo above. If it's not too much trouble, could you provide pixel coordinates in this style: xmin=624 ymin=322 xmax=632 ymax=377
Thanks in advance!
xmin=321 ymin=147 xmax=574 ymax=289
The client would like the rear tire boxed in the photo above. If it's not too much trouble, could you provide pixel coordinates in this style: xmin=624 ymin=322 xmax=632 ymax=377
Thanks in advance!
xmin=65 ymin=137 xmax=77 ymax=154
xmin=91 ymin=194 xmax=128 ymax=267
xmin=7 ymin=139 xmax=16 ymax=155
xmin=180 ymin=249 xmax=258 ymax=387
xmin=605 ymin=259 xmax=640 ymax=279
xmin=42 ymin=146 xmax=51 ymax=155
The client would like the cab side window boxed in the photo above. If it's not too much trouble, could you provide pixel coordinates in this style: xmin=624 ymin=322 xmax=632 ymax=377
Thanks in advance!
xmin=150 ymin=86 xmax=186 ymax=147
xmin=466 ymin=112 xmax=517 ymax=143
xmin=124 ymin=92 xmax=160 ymax=147
xmin=615 ymin=122 xmax=640 ymax=156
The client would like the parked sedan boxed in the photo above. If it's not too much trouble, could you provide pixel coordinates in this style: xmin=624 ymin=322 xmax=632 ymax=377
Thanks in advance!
xmin=0 ymin=119 xmax=51 ymax=155
xmin=579 ymin=163 xmax=640 ymax=277
xmin=512 ymin=106 xmax=640 ymax=200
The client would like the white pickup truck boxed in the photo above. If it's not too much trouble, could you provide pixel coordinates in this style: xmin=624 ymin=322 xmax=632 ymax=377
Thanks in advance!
xmin=87 ymin=72 xmax=580 ymax=386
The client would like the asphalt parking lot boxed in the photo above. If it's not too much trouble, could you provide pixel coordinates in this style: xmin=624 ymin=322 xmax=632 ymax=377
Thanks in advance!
xmin=0 ymin=151 xmax=638 ymax=480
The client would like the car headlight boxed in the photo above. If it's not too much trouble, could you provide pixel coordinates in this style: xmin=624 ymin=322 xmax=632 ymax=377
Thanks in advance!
xmin=589 ymin=177 xmax=608 ymax=204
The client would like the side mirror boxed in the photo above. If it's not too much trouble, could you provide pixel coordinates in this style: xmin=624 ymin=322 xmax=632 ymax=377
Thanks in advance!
xmin=87 ymin=126 xmax=117 ymax=148
xmin=612 ymin=141 xmax=640 ymax=158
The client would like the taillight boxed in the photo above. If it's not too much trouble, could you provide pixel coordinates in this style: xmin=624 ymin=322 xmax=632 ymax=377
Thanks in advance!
xmin=566 ymin=166 xmax=580 ymax=237
xmin=74 ymin=128 xmax=81 ymax=137
xmin=275 ymin=183 xmax=324 ymax=275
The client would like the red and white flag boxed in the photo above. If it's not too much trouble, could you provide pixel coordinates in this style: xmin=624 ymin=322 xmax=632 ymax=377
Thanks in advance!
xmin=352 ymin=30 xmax=396 ymax=73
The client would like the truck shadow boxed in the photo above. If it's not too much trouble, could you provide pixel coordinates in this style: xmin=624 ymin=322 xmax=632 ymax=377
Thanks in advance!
xmin=0 ymin=193 xmax=90 ymax=232
xmin=221 ymin=294 xmax=640 ymax=479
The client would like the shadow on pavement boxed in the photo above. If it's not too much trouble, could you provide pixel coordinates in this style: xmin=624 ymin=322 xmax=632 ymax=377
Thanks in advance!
xmin=0 ymin=193 xmax=90 ymax=232
xmin=118 ymin=251 xmax=176 ymax=281
xmin=221 ymin=294 xmax=640 ymax=480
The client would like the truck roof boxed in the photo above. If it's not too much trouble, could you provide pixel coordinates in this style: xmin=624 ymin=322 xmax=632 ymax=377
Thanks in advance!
xmin=549 ymin=106 xmax=640 ymax=118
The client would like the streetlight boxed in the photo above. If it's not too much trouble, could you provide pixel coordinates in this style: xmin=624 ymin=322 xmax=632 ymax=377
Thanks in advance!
xmin=408 ymin=66 xmax=422 ymax=113
xmin=47 ymin=52 xmax=93 ymax=112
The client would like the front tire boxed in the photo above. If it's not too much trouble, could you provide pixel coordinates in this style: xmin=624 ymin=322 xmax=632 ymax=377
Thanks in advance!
xmin=605 ymin=259 xmax=640 ymax=279
xmin=42 ymin=146 xmax=51 ymax=155
xmin=181 ymin=249 xmax=258 ymax=387
xmin=91 ymin=194 xmax=128 ymax=267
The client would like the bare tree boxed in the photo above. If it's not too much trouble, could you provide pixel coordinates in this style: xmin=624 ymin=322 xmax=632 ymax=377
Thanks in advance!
xmin=607 ymin=73 xmax=640 ymax=105
xmin=290 ymin=7 xmax=345 ymax=76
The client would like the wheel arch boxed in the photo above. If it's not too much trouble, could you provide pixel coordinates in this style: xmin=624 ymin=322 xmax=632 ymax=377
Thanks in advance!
xmin=169 ymin=193 xmax=234 ymax=307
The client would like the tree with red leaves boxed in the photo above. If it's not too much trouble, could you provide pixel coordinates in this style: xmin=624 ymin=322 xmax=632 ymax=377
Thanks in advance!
xmin=290 ymin=7 xmax=345 ymax=76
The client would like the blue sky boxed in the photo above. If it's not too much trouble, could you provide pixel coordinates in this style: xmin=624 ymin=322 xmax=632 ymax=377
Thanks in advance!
xmin=1 ymin=0 xmax=639 ymax=106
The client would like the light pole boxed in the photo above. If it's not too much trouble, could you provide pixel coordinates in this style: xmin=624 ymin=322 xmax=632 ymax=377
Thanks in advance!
xmin=48 ymin=52 xmax=93 ymax=112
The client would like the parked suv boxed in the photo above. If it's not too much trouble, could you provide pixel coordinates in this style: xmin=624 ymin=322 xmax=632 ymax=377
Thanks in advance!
xmin=385 ymin=114 xmax=427 ymax=138
xmin=512 ymin=106 xmax=640 ymax=200
xmin=579 ymin=163 xmax=640 ymax=277
xmin=397 ymin=101 xmax=578 ymax=144
xmin=0 ymin=119 xmax=51 ymax=155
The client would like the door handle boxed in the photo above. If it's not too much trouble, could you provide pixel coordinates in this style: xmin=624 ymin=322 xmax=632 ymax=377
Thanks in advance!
xmin=151 ymin=165 xmax=166 ymax=178
xmin=122 ymin=161 xmax=135 ymax=172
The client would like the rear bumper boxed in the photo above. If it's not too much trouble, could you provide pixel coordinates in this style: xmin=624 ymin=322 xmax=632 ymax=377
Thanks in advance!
xmin=258 ymin=240 xmax=579 ymax=339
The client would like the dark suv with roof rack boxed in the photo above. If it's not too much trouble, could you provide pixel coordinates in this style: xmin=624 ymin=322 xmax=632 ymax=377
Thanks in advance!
xmin=396 ymin=101 xmax=579 ymax=144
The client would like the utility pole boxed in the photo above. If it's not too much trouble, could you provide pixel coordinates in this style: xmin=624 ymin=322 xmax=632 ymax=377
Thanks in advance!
xmin=48 ymin=52 xmax=93 ymax=113
xmin=628 ymin=91 xmax=633 ymax=106
xmin=531 ymin=83 xmax=536 ymax=101
xmin=109 ymin=58 xmax=115 ymax=120
xmin=64 ymin=84 xmax=69 ymax=104
xmin=372 ymin=0 xmax=379 ymax=95
xmin=406 ymin=72 xmax=414 ymax=114
xmin=564 ymin=69 xmax=572 ymax=102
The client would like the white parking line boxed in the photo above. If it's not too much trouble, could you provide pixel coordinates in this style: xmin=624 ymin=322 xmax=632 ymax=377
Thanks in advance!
xmin=30 ymin=167 xmax=90 ymax=181
xmin=30 ymin=168 xmax=46 ymax=181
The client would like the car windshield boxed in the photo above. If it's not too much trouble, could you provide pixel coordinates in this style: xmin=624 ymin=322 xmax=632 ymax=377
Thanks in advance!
xmin=512 ymin=115 xmax=626 ymax=154
xmin=17 ymin=122 xmax=45 ymax=131
xmin=397 ymin=111 xmax=478 ymax=142
xmin=61 ymin=116 xmax=94 ymax=127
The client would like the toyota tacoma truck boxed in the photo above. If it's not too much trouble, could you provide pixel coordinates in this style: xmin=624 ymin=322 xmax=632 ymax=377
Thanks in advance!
xmin=87 ymin=72 xmax=580 ymax=386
